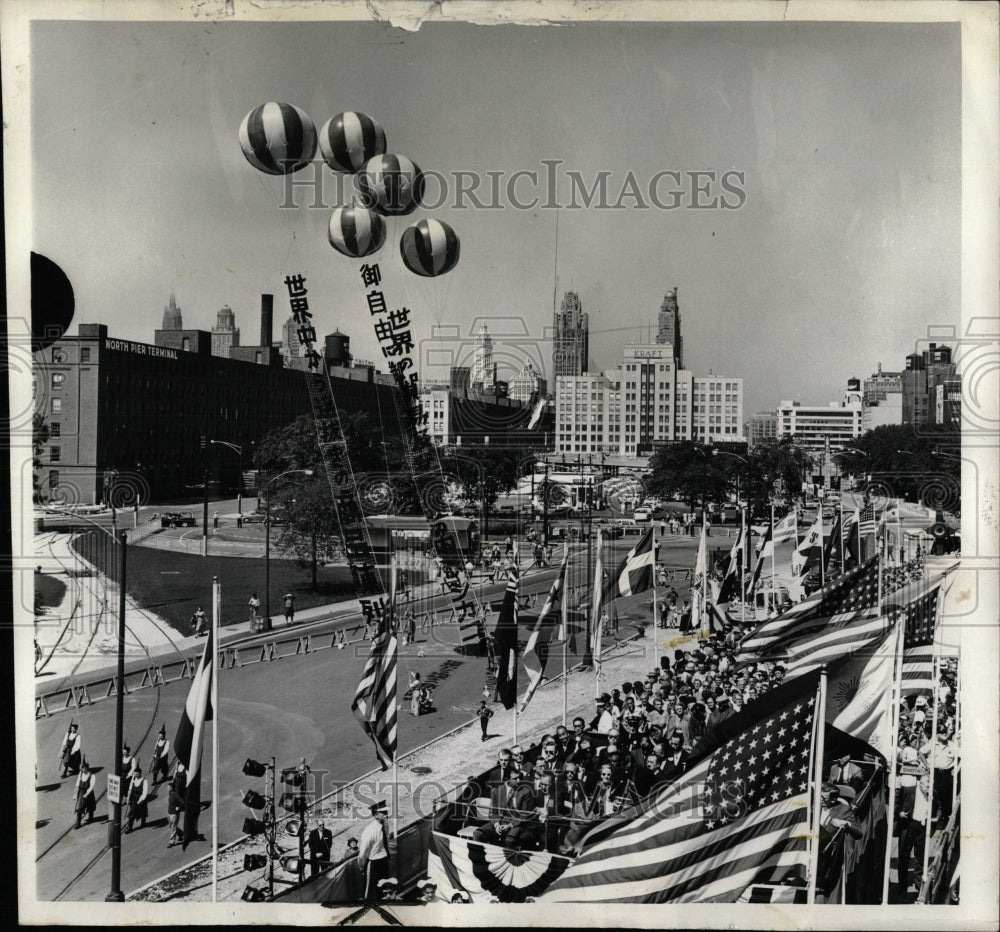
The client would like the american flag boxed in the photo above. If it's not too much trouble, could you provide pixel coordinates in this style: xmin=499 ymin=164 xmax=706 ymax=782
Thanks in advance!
xmin=858 ymin=504 xmax=876 ymax=538
xmin=541 ymin=674 xmax=820 ymax=903
xmin=602 ymin=527 xmax=655 ymax=601
xmin=901 ymin=645 xmax=936 ymax=695
xmin=882 ymin=553 xmax=926 ymax=595
xmin=884 ymin=575 xmax=943 ymax=648
xmin=772 ymin=511 xmax=798 ymax=544
xmin=351 ymin=625 xmax=397 ymax=770
xmin=737 ymin=557 xmax=880 ymax=661
xmin=520 ymin=555 xmax=567 ymax=712
xmin=780 ymin=609 xmax=890 ymax=678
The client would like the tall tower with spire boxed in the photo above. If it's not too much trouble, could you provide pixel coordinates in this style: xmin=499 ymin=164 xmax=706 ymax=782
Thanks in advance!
xmin=162 ymin=291 xmax=183 ymax=331
xmin=471 ymin=322 xmax=494 ymax=390
xmin=553 ymin=291 xmax=589 ymax=378
xmin=656 ymin=287 xmax=682 ymax=366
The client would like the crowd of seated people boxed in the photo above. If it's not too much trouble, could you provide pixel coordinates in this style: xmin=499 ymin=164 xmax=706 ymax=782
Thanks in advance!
xmin=450 ymin=635 xmax=793 ymax=855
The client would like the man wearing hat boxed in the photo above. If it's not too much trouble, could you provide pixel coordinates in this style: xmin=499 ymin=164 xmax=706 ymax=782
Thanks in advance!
xmin=59 ymin=722 xmax=82 ymax=778
xmin=74 ymin=761 xmax=96 ymax=829
xmin=308 ymin=819 xmax=334 ymax=878
xmin=828 ymin=754 xmax=864 ymax=794
xmin=590 ymin=695 xmax=616 ymax=735
xmin=358 ymin=800 xmax=391 ymax=902
xmin=149 ymin=724 xmax=171 ymax=786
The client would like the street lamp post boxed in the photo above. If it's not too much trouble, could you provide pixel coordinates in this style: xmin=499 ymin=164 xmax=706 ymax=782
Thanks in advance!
xmin=210 ymin=440 xmax=244 ymax=518
xmin=263 ymin=469 xmax=314 ymax=631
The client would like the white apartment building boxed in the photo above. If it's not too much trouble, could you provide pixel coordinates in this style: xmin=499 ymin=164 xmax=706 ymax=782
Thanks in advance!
xmin=776 ymin=398 xmax=862 ymax=454
xmin=419 ymin=387 xmax=451 ymax=445
xmin=554 ymin=343 xmax=744 ymax=455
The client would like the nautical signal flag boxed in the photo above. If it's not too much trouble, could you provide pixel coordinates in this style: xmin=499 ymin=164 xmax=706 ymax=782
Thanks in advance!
xmin=602 ymin=527 xmax=655 ymax=603
xmin=351 ymin=626 xmax=398 ymax=770
xmin=173 ymin=626 xmax=215 ymax=850
xmin=520 ymin=556 xmax=568 ymax=712
xmin=541 ymin=671 xmax=822 ymax=903
xmin=493 ymin=569 xmax=520 ymax=710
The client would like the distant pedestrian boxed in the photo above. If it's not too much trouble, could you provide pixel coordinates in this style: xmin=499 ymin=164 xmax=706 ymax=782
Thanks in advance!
xmin=505 ymin=536 xmax=513 ymax=557
xmin=283 ymin=592 xmax=296 ymax=626
xmin=212 ymin=513 xmax=219 ymax=529
xmin=248 ymin=592 xmax=261 ymax=623
xmin=478 ymin=700 xmax=494 ymax=742
xmin=191 ymin=606 xmax=207 ymax=637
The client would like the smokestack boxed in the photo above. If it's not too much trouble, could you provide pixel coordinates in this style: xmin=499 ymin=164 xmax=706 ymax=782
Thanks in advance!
xmin=260 ymin=294 xmax=273 ymax=348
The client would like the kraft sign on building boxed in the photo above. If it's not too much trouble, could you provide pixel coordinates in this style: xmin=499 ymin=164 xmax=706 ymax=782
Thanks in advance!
xmin=623 ymin=345 xmax=670 ymax=361
xmin=104 ymin=338 xmax=178 ymax=360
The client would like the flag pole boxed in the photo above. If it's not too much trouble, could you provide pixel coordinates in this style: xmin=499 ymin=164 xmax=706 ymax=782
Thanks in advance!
xmin=770 ymin=503 xmax=776 ymax=593
xmin=881 ymin=618 xmax=906 ymax=904
xmin=839 ymin=504 xmax=845 ymax=572
xmin=806 ymin=668 xmax=828 ymax=906
xmin=561 ymin=559 xmax=569 ymax=726
xmin=819 ymin=505 xmax=825 ymax=588
xmin=211 ymin=576 xmax=220 ymax=903
xmin=652 ymin=524 xmax=659 ymax=663
xmin=739 ymin=507 xmax=746 ymax=625
xmin=390 ymin=539 xmax=399 ymax=843
xmin=920 ymin=653 xmax=940 ymax=902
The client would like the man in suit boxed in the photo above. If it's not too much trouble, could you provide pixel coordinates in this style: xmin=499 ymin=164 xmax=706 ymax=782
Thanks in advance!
xmin=828 ymin=754 xmax=865 ymax=794
xmin=896 ymin=775 xmax=930 ymax=898
xmin=473 ymin=770 xmax=519 ymax=845
xmin=308 ymin=820 xmax=334 ymax=877
xmin=660 ymin=730 xmax=689 ymax=782
xmin=503 ymin=773 xmax=544 ymax=851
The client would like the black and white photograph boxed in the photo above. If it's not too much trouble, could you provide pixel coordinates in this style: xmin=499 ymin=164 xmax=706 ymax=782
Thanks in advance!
xmin=6 ymin=0 xmax=998 ymax=925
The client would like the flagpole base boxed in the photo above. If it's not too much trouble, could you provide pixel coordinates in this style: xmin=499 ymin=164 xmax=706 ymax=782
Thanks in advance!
xmin=105 ymin=891 xmax=125 ymax=902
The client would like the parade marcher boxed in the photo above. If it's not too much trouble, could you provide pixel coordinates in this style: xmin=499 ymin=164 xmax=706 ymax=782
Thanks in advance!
xmin=121 ymin=743 xmax=139 ymax=782
xmin=191 ymin=605 xmax=207 ymax=637
xmin=74 ymin=761 xmax=96 ymax=828
xmin=124 ymin=766 xmax=150 ymax=833
xmin=308 ymin=820 xmax=334 ymax=878
xmin=60 ymin=722 xmax=82 ymax=778
xmin=477 ymin=700 xmax=494 ymax=742
xmin=283 ymin=592 xmax=296 ymax=626
xmin=358 ymin=801 xmax=392 ymax=902
xmin=149 ymin=724 xmax=171 ymax=785
xmin=166 ymin=772 xmax=185 ymax=847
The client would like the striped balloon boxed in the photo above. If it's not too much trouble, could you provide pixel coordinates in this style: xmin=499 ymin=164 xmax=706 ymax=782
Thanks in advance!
xmin=356 ymin=153 xmax=424 ymax=217
xmin=319 ymin=112 xmax=387 ymax=173
xmin=238 ymin=102 xmax=317 ymax=175
xmin=400 ymin=219 xmax=460 ymax=277
xmin=328 ymin=206 xmax=387 ymax=259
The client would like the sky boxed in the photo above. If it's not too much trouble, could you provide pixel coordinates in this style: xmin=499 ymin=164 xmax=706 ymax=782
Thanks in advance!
xmin=30 ymin=18 xmax=961 ymax=416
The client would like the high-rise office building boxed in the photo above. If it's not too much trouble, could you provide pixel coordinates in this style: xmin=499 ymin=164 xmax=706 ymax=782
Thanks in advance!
xmin=211 ymin=305 xmax=240 ymax=358
xmin=161 ymin=291 xmax=183 ymax=330
xmin=553 ymin=291 xmax=589 ymax=378
xmin=471 ymin=322 xmax=494 ymax=390
xmin=656 ymin=287 xmax=683 ymax=366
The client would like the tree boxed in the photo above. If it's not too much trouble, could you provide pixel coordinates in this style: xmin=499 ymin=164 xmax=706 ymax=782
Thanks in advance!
xmin=745 ymin=440 xmax=814 ymax=514
xmin=837 ymin=424 xmax=960 ymax=511
xmin=645 ymin=442 xmax=729 ymax=513
xmin=441 ymin=445 xmax=526 ymax=538
xmin=32 ymin=413 xmax=50 ymax=503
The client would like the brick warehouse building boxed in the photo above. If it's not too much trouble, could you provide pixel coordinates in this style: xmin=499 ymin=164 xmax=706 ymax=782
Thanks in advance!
xmin=33 ymin=314 xmax=548 ymax=505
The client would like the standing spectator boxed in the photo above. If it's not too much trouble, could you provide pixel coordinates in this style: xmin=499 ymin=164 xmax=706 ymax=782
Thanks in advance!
xmin=358 ymin=800 xmax=391 ymax=903
xmin=191 ymin=605 xmax=207 ymax=637
xmin=124 ymin=766 xmax=150 ymax=833
xmin=308 ymin=820 xmax=334 ymax=878
xmin=896 ymin=775 xmax=930 ymax=897
xmin=73 ymin=762 xmax=96 ymax=829
xmin=283 ymin=592 xmax=296 ymax=626
xmin=248 ymin=592 xmax=261 ymax=624
xmin=344 ymin=837 xmax=360 ymax=860
xmin=149 ymin=724 xmax=171 ymax=785
xmin=166 ymin=770 xmax=185 ymax=847
xmin=477 ymin=700 xmax=494 ymax=742
xmin=60 ymin=722 xmax=82 ymax=778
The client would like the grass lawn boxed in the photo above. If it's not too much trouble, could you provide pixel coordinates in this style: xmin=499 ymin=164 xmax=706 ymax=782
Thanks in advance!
xmin=70 ymin=539 xmax=425 ymax=636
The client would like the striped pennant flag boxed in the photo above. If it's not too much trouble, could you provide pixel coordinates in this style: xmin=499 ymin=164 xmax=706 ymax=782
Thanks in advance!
xmin=351 ymin=625 xmax=398 ymax=770
xmin=520 ymin=555 xmax=568 ymax=712
xmin=173 ymin=626 xmax=214 ymax=849
xmin=602 ymin=527 xmax=655 ymax=602
xmin=540 ymin=672 xmax=821 ymax=903
xmin=716 ymin=524 xmax=746 ymax=605
xmin=748 ymin=522 xmax=772 ymax=595
xmin=901 ymin=644 xmax=935 ymax=695
xmin=493 ymin=569 xmax=520 ymax=710
xmin=736 ymin=557 xmax=880 ymax=662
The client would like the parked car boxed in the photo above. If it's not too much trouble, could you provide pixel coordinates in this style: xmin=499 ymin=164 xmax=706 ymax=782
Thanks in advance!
xmin=633 ymin=507 xmax=652 ymax=522
xmin=160 ymin=511 xmax=196 ymax=528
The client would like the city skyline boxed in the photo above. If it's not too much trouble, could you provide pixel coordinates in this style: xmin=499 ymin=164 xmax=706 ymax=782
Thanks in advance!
xmin=29 ymin=19 xmax=960 ymax=418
